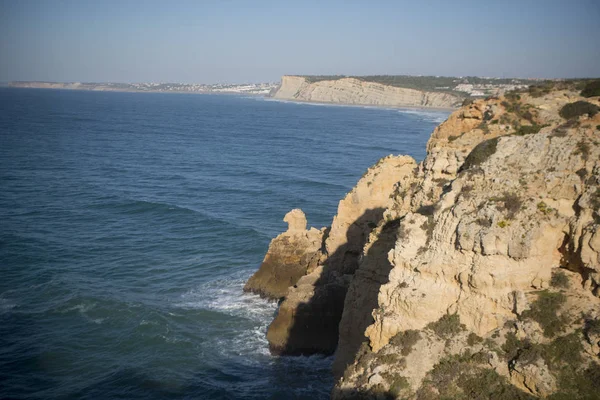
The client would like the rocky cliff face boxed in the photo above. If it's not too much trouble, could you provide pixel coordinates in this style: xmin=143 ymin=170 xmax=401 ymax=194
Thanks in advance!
xmin=272 ymin=76 xmax=462 ymax=109
xmin=247 ymin=82 xmax=600 ymax=399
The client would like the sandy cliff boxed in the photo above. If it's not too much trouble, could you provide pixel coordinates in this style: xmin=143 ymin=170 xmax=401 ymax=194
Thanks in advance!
xmin=272 ymin=76 xmax=462 ymax=109
xmin=247 ymin=81 xmax=600 ymax=398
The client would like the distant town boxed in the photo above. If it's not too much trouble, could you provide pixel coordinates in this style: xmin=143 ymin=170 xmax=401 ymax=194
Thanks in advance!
xmin=7 ymin=81 xmax=279 ymax=95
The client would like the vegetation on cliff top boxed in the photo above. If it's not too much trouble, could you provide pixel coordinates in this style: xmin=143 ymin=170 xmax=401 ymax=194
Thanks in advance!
xmin=300 ymin=74 xmax=538 ymax=94
xmin=559 ymin=101 xmax=599 ymax=120
xmin=580 ymin=80 xmax=600 ymax=98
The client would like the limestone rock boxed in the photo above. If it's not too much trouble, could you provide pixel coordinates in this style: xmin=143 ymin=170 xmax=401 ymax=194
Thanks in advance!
xmin=334 ymin=87 xmax=600 ymax=397
xmin=252 ymin=83 xmax=600 ymax=398
xmin=326 ymin=155 xmax=417 ymax=275
xmin=510 ymin=358 xmax=557 ymax=397
xmin=243 ymin=209 xmax=324 ymax=300
xmin=265 ymin=156 xmax=414 ymax=355
xmin=366 ymin=92 xmax=600 ymax=352
xmin=266 ymin=266 xmax=348 ymax=355
xmin=272 ymin=76 xmax=462 ymax=109
xmin=283 ymin=208 xmax=307 ymax=232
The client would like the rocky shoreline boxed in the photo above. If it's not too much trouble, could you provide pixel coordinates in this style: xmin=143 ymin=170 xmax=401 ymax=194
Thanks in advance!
xmin=246 ymin=80 xmax=600 ymax=399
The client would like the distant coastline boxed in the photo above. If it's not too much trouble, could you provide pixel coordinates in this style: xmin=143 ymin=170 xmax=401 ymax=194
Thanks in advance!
xmin=7 ymin=81 xmax=277 ymax=96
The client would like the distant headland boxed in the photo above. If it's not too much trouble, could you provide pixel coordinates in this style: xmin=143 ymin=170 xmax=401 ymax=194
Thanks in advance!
xmin=270 ymin=75 xmax=547 ymax=109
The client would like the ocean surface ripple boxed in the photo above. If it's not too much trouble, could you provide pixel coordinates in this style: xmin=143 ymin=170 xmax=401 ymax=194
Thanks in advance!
xmin=0 ymin=89 xmax=448 ymax=399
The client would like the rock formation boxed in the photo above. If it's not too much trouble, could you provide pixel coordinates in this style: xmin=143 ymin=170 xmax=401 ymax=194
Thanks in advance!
xmin=247 ymin=80 xmax=600 ymax=398
xmin=272 ymin=76 xmax=462 ymax=109
xmin=265 ymin=156 xmax=417 ymax=356
xmin=243 ymin=209 xmax=324 ymax=300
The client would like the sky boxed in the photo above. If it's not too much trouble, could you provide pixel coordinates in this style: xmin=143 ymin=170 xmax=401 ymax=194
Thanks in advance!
xmin=1 ymin=0 xmax=599 ymax=84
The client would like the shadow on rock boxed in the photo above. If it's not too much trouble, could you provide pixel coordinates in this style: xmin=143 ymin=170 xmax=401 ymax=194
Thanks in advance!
xmin=266 ymin=208 xmax=396 ymax=360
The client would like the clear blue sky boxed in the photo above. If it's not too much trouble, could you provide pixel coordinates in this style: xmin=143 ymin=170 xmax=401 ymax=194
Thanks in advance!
xmin=1 ymin=0 xmax=599 ymax=83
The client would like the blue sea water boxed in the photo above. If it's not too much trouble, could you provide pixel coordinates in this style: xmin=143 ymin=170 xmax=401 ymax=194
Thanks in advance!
xmin=0 ymin=88 xmax=449 ymax=399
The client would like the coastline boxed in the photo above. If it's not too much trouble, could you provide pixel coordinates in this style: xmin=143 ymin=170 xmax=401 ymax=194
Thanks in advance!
xmin=4 ymin=85 xmax=271 ymax=97
xmin=4 ymin=86 xmax=458 ymax=111
xmin=262 ymin=96 xmax=458 ymax=112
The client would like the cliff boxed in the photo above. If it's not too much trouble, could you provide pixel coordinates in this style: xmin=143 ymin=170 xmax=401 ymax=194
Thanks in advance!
xmin=271 ymin=76 xmax=462 ymax=109
xmin=247 ymin=80 xmax=600 ymax=399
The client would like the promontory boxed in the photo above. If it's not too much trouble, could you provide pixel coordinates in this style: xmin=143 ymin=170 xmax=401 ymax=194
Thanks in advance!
xmin=246 ymin=79 xmax=600 ymax=399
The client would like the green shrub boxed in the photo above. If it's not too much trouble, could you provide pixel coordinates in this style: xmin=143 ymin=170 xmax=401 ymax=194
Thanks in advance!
xmin=537 ymin=201 xmax=554 ymax=215
xmin=591 ymin=188 xmax=600 ymax=209
xmin=548 ymin=362 xmax=600 ymax=400
xmin=420 ymin=215 xmax=436 ymax=246
xmin=379 ymin=352 xmax=401 ymax=364
xmin=550 ymin=270 xmax=569 ymax=289
xmin=386 ymin=374 xmax=410 ymax=397
xmin=573 ymin=140 xmax=590 ymax=161
xmin=390 ymin=330 xmax=421 ymax=356
xmin=475 ymin=217 xmax=492 ymax=227
xmin=427 ymin=313 xmax=465 ymax=339
xmin=580 ymin=80 xmax=600 ymax=97
xmin=467 ymin=332 xmax=484 ymax=346
xmin=585 ymin=318 xmax=600 ymax=337
xmin=501 ymin=192 xmax=521 ymax=219
xmin=418 ymin=353 xmax=535 ymax=400
xmin=457 ymin=368 xmax=535 ymax=400
xmin=559 ymin=101 xmax=599 ymax=120
xmin=576 ymin=168 xmax=588 ymax=179
xmin=462 ymin=137 xmax=499 ymax=170
xmin=490 ymin=192 xmax=522 ymax=219
xmin=521 ymin=290 xmax=568 ymax=337
xmin=462 ymin=98 xmax=474 ymax=107
xmin=501 ymin=331 xmax=522 ymax=361
xmin=528 ymin=83 xmax=553 ymax=98
xmin=514 ymin=124 xmax=547 ymax=136
xmin=543 ymin=332 xmax=583 ymax=366
xmin=496 ymin=330 xmax=594 ymax=399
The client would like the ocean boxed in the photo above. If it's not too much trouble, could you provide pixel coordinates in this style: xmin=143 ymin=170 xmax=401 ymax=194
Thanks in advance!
xmin=0 ymin=88 xmax=449 ymax=399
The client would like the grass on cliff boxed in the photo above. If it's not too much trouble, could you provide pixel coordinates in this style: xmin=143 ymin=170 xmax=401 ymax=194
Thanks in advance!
xmin=461 ymin=137 xmax=499 ymax=170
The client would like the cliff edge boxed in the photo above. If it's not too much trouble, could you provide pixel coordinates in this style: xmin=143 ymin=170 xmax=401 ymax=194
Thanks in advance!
xmin=247 ymin=79 xmax=600 ymax=399
xmin=271 ymin=76 xmax=462 ymax=109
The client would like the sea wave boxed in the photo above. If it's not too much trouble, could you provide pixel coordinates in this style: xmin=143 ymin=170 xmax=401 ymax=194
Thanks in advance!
xmin=177 ymin=271 xmax=276 ymax=322
xmin=0 ymin=297 xmax=15 ymax=314
xmin=398 ymin=108 xmax=450 ymax=123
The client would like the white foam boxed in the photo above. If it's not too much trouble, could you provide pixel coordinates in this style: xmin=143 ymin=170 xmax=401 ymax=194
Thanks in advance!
xmin=398 ymin=109 xmax=450 ymax=123
xmin=176 ymin=271 xmax=283 ymax=361
xmin=177 ymin=271 xmax=277 ymax=322
xmin=0 ymin=297 xmax=15 ymax=314
xmin=63 ymin=302 xmax=97 ymax=313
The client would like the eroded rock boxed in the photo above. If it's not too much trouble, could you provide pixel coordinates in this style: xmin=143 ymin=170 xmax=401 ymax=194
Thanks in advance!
xmin=243 ymin=209 xmax=325 ymax=300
